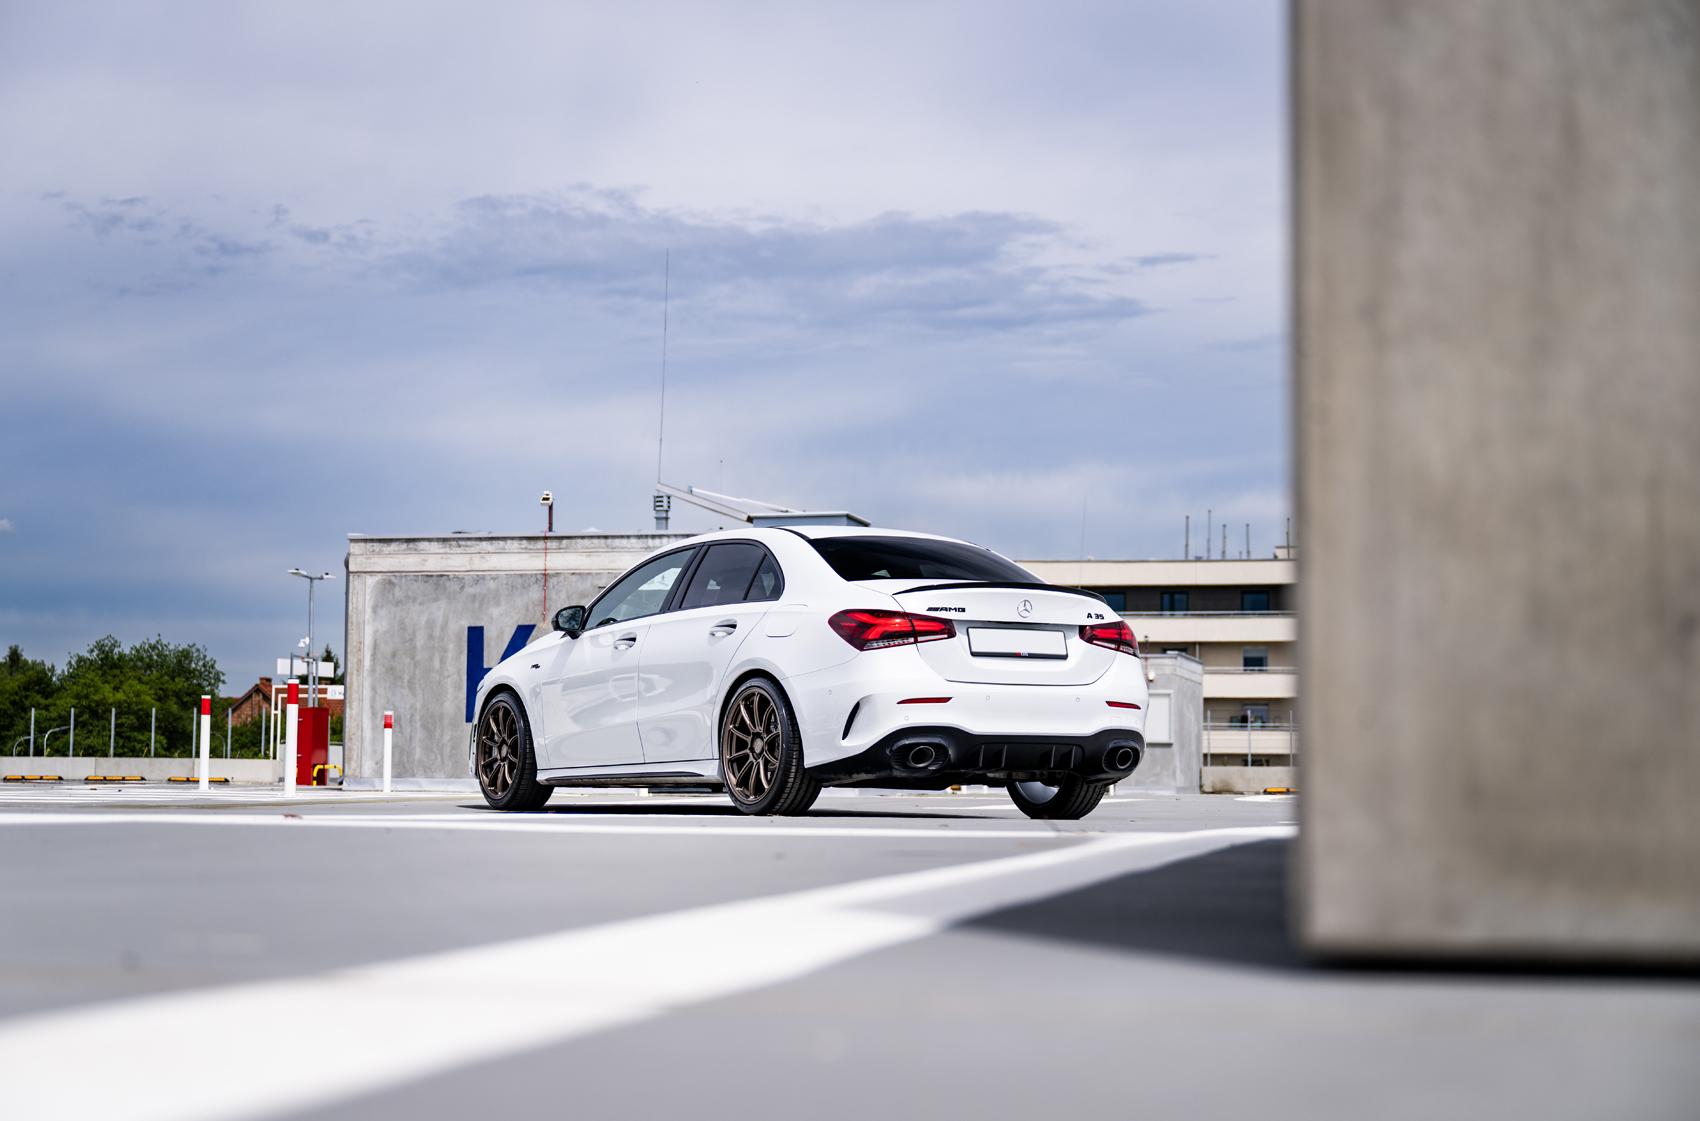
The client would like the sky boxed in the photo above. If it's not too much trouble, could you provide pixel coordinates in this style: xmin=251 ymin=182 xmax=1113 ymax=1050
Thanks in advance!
xmin=0 ymin=0 xmax=1286 ymax=686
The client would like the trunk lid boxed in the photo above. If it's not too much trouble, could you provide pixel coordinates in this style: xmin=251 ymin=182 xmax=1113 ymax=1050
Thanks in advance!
xmin=883 ymin=582 xmax=1120 ymax=686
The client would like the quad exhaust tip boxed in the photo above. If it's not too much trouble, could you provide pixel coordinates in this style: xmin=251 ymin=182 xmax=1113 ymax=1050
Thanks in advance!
xmin=1106 ymin=744 xmax=1138 ymax=771
xmin=905 ymin=744 xmax=938 ymax=769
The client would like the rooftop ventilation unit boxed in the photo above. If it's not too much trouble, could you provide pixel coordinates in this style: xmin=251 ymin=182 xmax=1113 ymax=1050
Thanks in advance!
xmin=653 ymin=483 xmax=870 ymax=529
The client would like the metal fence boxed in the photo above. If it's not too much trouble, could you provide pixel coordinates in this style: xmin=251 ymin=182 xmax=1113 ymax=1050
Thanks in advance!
xmin=1203 ymin=721 xmax=1298 ymax=767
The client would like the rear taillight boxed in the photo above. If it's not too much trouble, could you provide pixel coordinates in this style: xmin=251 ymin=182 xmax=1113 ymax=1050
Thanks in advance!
xmin=829 ymin=610 xmax=957 ymax=651
xmin=1079 ymin=620 xmax=1140 ymax=657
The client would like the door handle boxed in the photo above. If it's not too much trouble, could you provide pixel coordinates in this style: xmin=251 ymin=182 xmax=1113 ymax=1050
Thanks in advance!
xmin=615 ymin=633 xmax=638 ymax=649
xmin=709 ymin=620 xmax=738 ymax=637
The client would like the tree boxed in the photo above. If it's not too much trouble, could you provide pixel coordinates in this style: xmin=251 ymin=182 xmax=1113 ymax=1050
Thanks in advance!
xmin=1 ymin=636 xmax=226 ymax=757
xmin=0 ymin=645 xmax=57 ymax=754
xmin=319 ymin=644 xmax=344 ymax=685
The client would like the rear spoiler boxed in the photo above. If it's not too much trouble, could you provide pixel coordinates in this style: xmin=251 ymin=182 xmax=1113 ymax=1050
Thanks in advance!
xmin=888 ymin=581 xmax=1109 ymax=605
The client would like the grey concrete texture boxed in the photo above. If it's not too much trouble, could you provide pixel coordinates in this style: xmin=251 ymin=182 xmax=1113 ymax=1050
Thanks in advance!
xmin=1295 ymin=1 xmax=1700 ymax=958
xmin=344 ymin=534 xmax=687 ymax=783
xmin=0 ymin=792 xmax=1295 ymax=1021
xmin=300 ymin=840 xmax=1700 ymax=1121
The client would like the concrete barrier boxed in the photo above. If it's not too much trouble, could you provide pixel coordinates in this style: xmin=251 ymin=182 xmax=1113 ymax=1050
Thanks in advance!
xmin=0 ymin=757 xmax=282 ymax=783
xmin=1203 ymin=766 xmax=1295 ymax=796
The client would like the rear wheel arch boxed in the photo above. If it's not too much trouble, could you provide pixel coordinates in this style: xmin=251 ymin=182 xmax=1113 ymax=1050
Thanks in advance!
xmin=716 ymin=668 xmax=797 ymax=754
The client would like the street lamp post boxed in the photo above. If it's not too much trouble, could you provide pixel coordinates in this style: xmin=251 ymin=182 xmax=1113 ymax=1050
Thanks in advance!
xmin=287 ymin=569 xmax=334 ymax=709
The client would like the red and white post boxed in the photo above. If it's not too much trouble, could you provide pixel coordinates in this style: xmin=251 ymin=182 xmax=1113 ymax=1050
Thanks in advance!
xmin=283 ymin=679 xmax=300 ymax=798
xmin=382 ymin=712 xmax=394 ymax=793
xmin=197 ymin=695 xmax=212 ymax=791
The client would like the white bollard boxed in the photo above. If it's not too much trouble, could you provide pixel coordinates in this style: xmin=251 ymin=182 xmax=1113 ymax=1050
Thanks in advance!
xmin=197 ymin=696 xmax=211 ymax=791
xmin=382 ymin=711 xmax=394 ymax=794
xmin=283 ymin=679 xmax=299 ymax=798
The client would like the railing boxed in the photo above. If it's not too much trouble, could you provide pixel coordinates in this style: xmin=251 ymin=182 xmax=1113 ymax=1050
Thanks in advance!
xmin=1201 ymin=666 xmax=1297 ymax=674
xmin=1203 ymin=721 xmax=1298 ymax=767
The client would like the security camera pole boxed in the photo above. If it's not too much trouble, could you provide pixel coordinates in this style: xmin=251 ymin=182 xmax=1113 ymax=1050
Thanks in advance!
xmin=540 ymin=492 xmax=553 ymax=627
xmin=287 ymin=568 xmax=334 ymax=709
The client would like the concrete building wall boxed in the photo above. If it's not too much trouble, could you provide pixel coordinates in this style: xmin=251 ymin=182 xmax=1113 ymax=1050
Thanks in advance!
xmin=1126 ymin=654 xmax=1203 ymax=793
xmin=1296 ymin=1 xmax=1700 ymax=960
xmin=344 ymin=534 xmax=687 ymax=783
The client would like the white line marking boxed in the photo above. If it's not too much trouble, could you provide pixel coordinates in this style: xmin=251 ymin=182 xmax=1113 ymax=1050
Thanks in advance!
xmin=0 ymin=812 xmax=1095 ymax=841
xmin=0 ymin=826 xmax=1291 ymax=1121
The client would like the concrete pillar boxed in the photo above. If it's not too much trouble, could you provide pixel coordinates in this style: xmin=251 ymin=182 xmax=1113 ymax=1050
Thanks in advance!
xmin=1295 ymin=0 xmax=1700 ymax=961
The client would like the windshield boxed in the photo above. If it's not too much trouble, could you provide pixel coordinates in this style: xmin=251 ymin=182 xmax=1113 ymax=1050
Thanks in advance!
xmin=808 ymin=536 xmax=1035 ymax=583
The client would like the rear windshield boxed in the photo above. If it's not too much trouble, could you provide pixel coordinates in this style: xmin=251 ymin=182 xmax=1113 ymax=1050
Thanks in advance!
xmin=808 ymin=536 xmax=1035 ymax=583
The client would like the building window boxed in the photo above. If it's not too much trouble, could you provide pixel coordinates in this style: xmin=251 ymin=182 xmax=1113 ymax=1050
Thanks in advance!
xmin=1241 ymin=590 xmax=1270 ymax=612
xmin=1242 ymin=704 xmax=1270 ymax=725
xmin=1242 ymin=646 xmax=1268 ymax=670
xmin=1100 ymin=591 xmax=1126 ymax=612
xmin=1160 ymin=591 xmax=1189 ymax=614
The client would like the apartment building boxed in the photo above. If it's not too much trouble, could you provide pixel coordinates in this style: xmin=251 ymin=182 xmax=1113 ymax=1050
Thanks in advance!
xmin=1019 ymin=552 xmax=1296 ymax=782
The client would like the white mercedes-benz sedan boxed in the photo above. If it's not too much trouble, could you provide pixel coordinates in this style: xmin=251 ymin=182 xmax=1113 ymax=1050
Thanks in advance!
xmin=469 ymin=526 xmax=1147 ymax=819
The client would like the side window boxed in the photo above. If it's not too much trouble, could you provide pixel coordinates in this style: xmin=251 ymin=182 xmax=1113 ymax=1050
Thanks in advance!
xmin=747 ymin=551 xmax=783 ymax=602
xmin=678 ymin=543 xmax=769 ymax=611
xmin=588 ymin=551 xmax=693 ymax=629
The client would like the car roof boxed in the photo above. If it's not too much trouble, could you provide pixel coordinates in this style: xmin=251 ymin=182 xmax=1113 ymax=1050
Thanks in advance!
xmin=659 ymin=525 xmax=985 ymax=548
xmin=783 ymin=525 xmax=982 ymax=545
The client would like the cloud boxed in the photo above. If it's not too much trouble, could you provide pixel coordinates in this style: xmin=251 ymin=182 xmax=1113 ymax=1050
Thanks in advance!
xmin=0 ymin=519 xmax=15 ymax=534
xmin=0 ymin=0 xmax=1287 ymax=681
xmin=42 ymin=187 xmax=1151 ymax=339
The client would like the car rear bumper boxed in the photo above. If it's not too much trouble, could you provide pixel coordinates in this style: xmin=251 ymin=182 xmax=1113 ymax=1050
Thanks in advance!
xmin=806 ymin=724 xmax=1143 ymax=789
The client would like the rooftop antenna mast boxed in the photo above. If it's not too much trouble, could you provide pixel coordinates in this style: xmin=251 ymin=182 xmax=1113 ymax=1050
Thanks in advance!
xmin=654 ymin=251 xmax=672 ymax=531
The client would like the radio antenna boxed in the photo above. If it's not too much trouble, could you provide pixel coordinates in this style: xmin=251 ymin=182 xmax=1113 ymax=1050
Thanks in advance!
xmin=656 ymin=250 xmax=669 ymax=484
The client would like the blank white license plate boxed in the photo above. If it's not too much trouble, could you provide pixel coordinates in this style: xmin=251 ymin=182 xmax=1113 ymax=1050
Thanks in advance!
xmin=967 ymin=627 xmax=1068 ymax=659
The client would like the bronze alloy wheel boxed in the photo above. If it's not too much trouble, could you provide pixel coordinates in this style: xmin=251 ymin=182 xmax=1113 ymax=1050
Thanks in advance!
xmin=720 ymin=678 xmax=820 ymax=816
xmin=477 ymin=693 xmax=551 ymax=811
xmin=478 ymin=700 xmax=520 ymax=797
xmin=724 ymin=686 xmax=780 ymax=800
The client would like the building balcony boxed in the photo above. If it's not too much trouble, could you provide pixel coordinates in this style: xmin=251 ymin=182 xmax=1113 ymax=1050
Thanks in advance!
xmin=1204 ymin=721 xmax=1299 ymax=762
xmin=1201 ymin=668 xmax=1297 ymax=699
xmin=1124 ymin=612 xmax=1297 ymax=645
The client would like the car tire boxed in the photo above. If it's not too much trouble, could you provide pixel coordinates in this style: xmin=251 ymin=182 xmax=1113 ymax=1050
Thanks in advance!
xmin=1006 ymin=776 xmax=1107 ymax=820
xmin=476 ymin=692 xmax=552 ymax=812
xmin=721 ymin=677 xmax=819 ymax=816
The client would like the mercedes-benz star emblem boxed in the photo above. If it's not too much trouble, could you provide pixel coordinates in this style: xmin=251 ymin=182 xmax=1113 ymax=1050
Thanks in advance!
xmin=1016 ymin=599 xmax=1034 ymax=618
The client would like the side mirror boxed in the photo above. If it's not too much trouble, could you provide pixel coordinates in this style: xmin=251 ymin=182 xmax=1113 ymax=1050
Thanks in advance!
xmin=552 ymin=605 xmax=586 ymax=638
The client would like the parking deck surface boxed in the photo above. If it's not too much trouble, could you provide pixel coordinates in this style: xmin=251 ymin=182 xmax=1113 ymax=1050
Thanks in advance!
xmin=0 ymin=786 xmax=1694 ymax=1120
